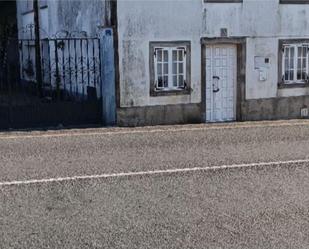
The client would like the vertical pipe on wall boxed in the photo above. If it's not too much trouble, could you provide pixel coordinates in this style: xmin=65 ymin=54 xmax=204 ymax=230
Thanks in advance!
xmin=33 ymin=0 xmax=43 ymax=96
xmin=110 ymin=0 xmax=120 ymax=109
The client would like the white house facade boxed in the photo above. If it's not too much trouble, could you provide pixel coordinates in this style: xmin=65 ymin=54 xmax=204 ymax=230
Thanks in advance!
xmin=14 ymin=0 xmax=309 ymax=127
xmin=117 ymin=0 xmax=309 ymax=126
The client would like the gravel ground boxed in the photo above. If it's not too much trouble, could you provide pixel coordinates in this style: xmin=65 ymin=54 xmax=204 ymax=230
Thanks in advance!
xmin=1 ymin=120 xmax=309 ymax=248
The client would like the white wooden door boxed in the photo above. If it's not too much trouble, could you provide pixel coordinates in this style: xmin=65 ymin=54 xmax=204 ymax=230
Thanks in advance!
xmin=205 ymin=44 xmax=237 ymax=122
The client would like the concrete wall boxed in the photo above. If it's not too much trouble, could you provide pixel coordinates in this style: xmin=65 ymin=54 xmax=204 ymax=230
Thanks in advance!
xmin=117 ymin=0 xmax=204 ymax=108
xmin=203 ymin=0 xmax=309 ymax=100
xmin=117 ymin=103 xmax=202 ymax=127
xmin=16 ymin=0 xmax=108 ymax=38
xmin=48 ymin=0 xmax=108 ymax=37
xmin=15 ymin=0 xmax=109 ymax=97
xmin=14 ymin=0 xmax=309 ymax=125
xmin=117 ymin=0 xmax=309 ymax=111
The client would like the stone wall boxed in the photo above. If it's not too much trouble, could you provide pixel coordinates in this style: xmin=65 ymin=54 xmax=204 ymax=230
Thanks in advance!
xmin=242 ymin=97 xmax=309 ymax=121
xmin=117 ymin=104 xmax=202 ymax=127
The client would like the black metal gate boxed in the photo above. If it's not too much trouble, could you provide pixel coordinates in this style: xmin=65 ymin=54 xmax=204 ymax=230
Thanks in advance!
xmin=0 ymin=25 xmax=103 ymax=129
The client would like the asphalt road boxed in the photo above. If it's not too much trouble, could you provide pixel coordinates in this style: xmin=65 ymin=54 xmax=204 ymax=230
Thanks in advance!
xmin=1 ymin=120 xmax=309 ymax=248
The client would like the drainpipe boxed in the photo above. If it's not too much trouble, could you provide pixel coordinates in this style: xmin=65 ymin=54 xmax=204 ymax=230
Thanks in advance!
xmin=33 ymin=0 xmax=43 ymax=96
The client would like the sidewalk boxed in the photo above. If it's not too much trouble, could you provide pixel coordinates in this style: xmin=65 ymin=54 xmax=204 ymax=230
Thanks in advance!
xmin=1 ymin=119 xmax=309 ymax=139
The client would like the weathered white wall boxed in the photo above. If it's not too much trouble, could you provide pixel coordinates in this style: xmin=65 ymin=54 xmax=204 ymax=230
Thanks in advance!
xmin=16 ymin=0 xmax=107 ymax=38
xmin=15 ymin=0 xmax=108 ymax=95
xmin=16 ymin=0 xmax=309 ymax=106
xmin=118 ymin=0 xmax=309 ymax=108
xmin=117 ymin=0 xmax=203 ymax=107
xmin=203 ymin=0 xmax=309 ymax=100
xmin=48 ymin=0 xmax=107 ymax=37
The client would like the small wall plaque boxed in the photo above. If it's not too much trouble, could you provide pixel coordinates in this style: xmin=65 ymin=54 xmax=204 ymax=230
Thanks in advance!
xmin=255 ymin=56 xmax=270 ymax=70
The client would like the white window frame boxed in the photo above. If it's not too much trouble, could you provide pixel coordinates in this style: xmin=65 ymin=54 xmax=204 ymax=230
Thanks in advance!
xmin=154 ymin=46 xmax=187 ymax=91
xmin=282 ymin=43 xmax=309 ymax=84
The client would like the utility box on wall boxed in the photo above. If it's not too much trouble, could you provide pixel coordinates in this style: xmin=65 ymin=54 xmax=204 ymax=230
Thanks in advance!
xmin=254 ymin=56 xmax=270 ymax=82
xmin=259 ymin=70 xmax=267 ymax=81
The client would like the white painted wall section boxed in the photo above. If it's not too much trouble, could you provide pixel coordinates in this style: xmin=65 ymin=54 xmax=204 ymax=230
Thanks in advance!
xmin=117 ymin=0 xmax=309 ymax=108
xmin=117 ymin=0 xmax=203 ymax=107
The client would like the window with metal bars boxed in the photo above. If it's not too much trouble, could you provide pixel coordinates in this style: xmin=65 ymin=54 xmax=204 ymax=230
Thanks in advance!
xmin=282 ymin=44 xmax=309 ymax=84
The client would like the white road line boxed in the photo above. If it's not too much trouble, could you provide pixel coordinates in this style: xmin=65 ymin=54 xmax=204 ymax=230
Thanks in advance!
xmin=1 ymin=159 xmax=309 ymax=187
xmin=1 ymin=121 xmax=309 ymax=140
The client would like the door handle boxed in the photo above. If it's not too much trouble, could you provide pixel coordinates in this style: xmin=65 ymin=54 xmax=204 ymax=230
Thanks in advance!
xmin=213 ymin=76 xmax=220 ymax=93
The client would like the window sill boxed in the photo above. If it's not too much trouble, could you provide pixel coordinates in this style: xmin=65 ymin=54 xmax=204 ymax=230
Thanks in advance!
xmin=278 ymin=82 xmax=309 ymax=89
xmin=150 ymin=88 xmax=192 ymax=97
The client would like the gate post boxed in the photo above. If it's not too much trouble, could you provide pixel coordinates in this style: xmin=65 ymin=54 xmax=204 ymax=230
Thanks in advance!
xmin=99 ymin=28 xmax=116 ymax=126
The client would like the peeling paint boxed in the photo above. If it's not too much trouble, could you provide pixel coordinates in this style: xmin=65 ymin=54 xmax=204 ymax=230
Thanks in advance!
xmin=15 ymin=0 xmax=309 ymax=113
xmin=118 ymin=0 xmax=309 ymax=108
xmin=122 ymin=40 xmax=147 ymax=107
xmin=53 ymin=0 xmax=106 ymax=36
